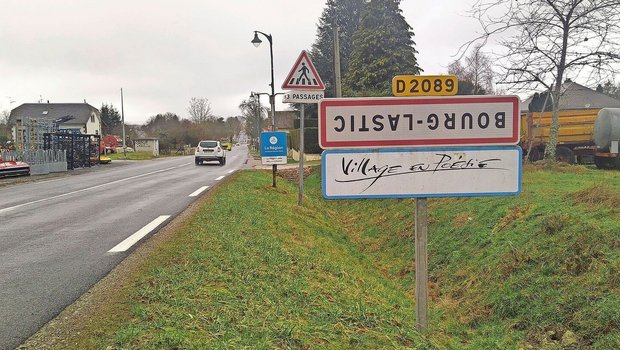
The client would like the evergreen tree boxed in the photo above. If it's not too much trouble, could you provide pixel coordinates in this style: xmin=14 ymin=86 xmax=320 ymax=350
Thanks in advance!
xmin=310 ymin=0 xmax=365 ymax=98
xmin=343 ymin=0 xmax=421 ymax=96
xmin=100 ymin=103 xmax=121 ymax=135
xmin=598 ymin=81 xmax=620 ymax=100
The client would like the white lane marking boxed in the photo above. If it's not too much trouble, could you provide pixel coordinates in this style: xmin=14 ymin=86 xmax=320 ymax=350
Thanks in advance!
xmin=189 ymin=186 xmax=209 ymax=197
xmin=0 ymin=164 xmax=189 ymax=214
xmin=215 ymin=176 xmax=225 ymax=181
xmin=34 ymin=178 xmax=65 ymax=185
xmin=227 ymin=169 xmax=235 ymax=174
xmin=108 ymin=215 xmax=171 ymax=253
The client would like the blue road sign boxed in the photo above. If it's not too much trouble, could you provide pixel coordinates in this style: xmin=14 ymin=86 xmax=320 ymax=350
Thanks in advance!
xmin=260 ymin=132 xmax=288 ymax=165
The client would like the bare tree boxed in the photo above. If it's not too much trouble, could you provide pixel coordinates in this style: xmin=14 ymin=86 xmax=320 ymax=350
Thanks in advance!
xmin=239 ymin=98 xmax=264 ymax=146
xmin=0 ymin=110 xmax=11 ymax=144
xmin=187 ymin=97 xmax=213 ymax=124
xmin=466 ymin=0 xmax=620 ymax=159
xmin=448 ymin=43 xmax=494 ymax=95
xmin=224 ymin=116 xmax=242 ymax=142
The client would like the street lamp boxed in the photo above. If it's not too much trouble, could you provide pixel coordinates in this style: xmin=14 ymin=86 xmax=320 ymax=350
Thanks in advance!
xmin=251 ymin=31 xmax=276 ymax=132
xmin=251 ymin=30 xmax=278 ymax=187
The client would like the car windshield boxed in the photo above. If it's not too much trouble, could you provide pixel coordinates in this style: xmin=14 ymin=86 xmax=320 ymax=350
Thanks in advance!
xmin=199 ymin=141 xmax=218 ymax=148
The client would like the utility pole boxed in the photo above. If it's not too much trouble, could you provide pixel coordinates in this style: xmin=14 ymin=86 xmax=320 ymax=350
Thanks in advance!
xmin=298 ymin=104 xmax=305 ymax=206
xmin=121 ymin=88 xmax=126 ymax=158
xmin=333 ymin=23 xmax=342 ymax=98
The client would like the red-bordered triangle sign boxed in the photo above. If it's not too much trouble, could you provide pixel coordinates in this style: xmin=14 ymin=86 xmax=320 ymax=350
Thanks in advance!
xmin=282 ymin=50 xmax=325 ymax=90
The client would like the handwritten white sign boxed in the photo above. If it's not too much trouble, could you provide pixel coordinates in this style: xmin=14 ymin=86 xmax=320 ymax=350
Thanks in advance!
xmin=322 ymin=146 xmax=522 ymax=199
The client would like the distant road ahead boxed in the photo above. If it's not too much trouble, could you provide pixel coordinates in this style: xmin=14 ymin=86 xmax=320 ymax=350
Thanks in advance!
xmin=0 ymin=146 xmax=248 ymax=349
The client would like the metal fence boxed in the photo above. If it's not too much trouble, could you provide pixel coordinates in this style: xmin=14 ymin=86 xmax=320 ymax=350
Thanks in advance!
xmin=0 ymin=149 xmax=67 ymax=175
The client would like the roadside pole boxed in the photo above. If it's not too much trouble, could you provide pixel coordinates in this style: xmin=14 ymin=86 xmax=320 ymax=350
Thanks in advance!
xmin=333 ymin=24 xmax=342 ymax=98
xmin=415 ymin=198 xmax=428 ymax=332
xmin=120 ymin=88 xmax=126 ymax=158
xmin=271 ymin=95 xmax=277 ymax=188
xmin=298 ymin=104 xmax=305 ymax=206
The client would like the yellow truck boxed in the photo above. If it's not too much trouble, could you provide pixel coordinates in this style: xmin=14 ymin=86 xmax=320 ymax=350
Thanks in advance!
xmin=521 ymin=109 xmax=599 ymax=163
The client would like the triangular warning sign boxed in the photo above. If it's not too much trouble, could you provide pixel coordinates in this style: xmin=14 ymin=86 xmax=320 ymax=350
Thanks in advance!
xmin=281 ymin=50 xmax=325 ymax=90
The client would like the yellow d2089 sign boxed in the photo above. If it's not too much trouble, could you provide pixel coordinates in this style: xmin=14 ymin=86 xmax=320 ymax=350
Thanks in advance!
xmin=392 ymin=75 xmax=459 ymax=96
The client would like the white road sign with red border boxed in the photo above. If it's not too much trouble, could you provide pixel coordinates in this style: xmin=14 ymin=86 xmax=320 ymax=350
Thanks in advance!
xmin=281 ymin=50 xmax=325 ymax=90
xmin=319 ymin=95 xmax=520 ymax=149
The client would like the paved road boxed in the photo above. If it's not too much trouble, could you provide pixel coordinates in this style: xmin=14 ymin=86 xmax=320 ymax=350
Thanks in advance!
xmin=0 ymin=146 xmax=249 ymax=350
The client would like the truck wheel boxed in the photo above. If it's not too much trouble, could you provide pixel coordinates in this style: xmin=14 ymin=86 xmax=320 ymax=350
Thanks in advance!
xmin=219 ymin=157 xmax=224 ymax=166
xmin=527 ymin=147 xmax=543 ymax=161
xmin=195 ymin=158 xmax=200 ymax=165
xmin=556 ymin=146 xmax=575 ymax=164
xmin=594 ymin=156 xmax=609 ymax=169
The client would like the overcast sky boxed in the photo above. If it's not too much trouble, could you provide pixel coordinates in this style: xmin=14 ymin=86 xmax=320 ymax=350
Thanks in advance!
xmin=0 ymin=0 xmax=483 ymax=124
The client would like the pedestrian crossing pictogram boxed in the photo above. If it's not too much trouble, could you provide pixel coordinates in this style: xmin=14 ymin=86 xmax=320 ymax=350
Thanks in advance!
xmin=281 ymin=50 xmax=325 ymax=90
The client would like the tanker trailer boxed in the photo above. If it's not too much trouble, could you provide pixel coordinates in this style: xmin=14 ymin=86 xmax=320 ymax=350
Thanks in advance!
xmin=593 ymin=108 xmax=620 ymax=169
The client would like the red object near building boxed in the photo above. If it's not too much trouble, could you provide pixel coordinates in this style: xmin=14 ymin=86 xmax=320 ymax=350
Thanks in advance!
xmin=0 ymin=157 xmax=30 ymax=177
xmin=102 ymin=135 xmax=121 ymax=149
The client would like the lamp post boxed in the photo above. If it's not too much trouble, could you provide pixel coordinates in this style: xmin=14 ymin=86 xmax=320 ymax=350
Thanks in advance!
xmin=251 ymin=30 xmax=278 ymax=187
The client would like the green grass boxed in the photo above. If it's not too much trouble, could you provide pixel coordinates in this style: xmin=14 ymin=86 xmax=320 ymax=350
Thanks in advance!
xmin=61 ymin=163 xmax=620 ymax=349
xmin=317 ymin=163 xmax=620 ymax=349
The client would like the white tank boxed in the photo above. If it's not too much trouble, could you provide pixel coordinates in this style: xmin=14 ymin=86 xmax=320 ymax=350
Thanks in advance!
xmin=593 ymin=108 xmax=620 ymax=149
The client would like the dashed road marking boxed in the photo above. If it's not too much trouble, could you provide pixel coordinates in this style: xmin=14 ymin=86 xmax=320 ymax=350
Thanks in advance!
xmin=189 ymin=186 xmax=209 ymax=197
xmin=215 ymin=176 xmax=225 ymax=180
xmin=108 ymin=215 xmax=171 ymax=253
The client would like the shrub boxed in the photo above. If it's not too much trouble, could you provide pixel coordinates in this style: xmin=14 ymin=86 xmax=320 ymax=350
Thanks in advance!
xmin=289 ymin=128 xmax=323 ymax=154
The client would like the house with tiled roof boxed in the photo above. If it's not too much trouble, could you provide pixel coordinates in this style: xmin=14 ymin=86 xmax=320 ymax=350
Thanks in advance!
xmin=521 ymin=81 xmax=620 ymax=112
xmin=9 ymin=102 xmax=102 ymax=149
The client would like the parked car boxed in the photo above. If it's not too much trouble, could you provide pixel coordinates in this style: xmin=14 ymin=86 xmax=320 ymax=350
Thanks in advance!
xmin=195 ymin=140 xmax=227 ymax=165
xmin=0 ymin=157 xmax=30 ymax=177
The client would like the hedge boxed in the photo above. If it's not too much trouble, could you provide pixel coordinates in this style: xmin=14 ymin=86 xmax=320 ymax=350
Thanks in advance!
xmin=293 ymin=118 xmax=318 ymax=129
xmin=288 ymin=127 xmax=323 ymax=154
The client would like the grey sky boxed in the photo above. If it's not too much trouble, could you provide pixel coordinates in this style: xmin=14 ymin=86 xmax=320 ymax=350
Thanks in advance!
xmin=0 ymin=0 xmax=481 ymax=124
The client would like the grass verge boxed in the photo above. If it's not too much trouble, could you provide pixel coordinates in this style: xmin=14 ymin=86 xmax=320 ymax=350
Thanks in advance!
xmin=54 ymin=170 xmax=432 ymax=349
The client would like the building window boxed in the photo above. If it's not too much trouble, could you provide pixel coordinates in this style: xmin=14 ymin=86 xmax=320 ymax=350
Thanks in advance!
xmin=90 ymin=114 xmax=95 ymax=123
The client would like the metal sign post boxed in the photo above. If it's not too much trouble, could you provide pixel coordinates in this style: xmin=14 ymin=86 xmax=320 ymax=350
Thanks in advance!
xmin=298 ymin=104 xmax=305 ymax=206
xmin=415 ymin=198 xmax=428 ymax=332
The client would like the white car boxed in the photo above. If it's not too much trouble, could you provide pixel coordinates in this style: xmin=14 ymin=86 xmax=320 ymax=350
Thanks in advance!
xmin=195 ymin=140 xmax=226 ymax=165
